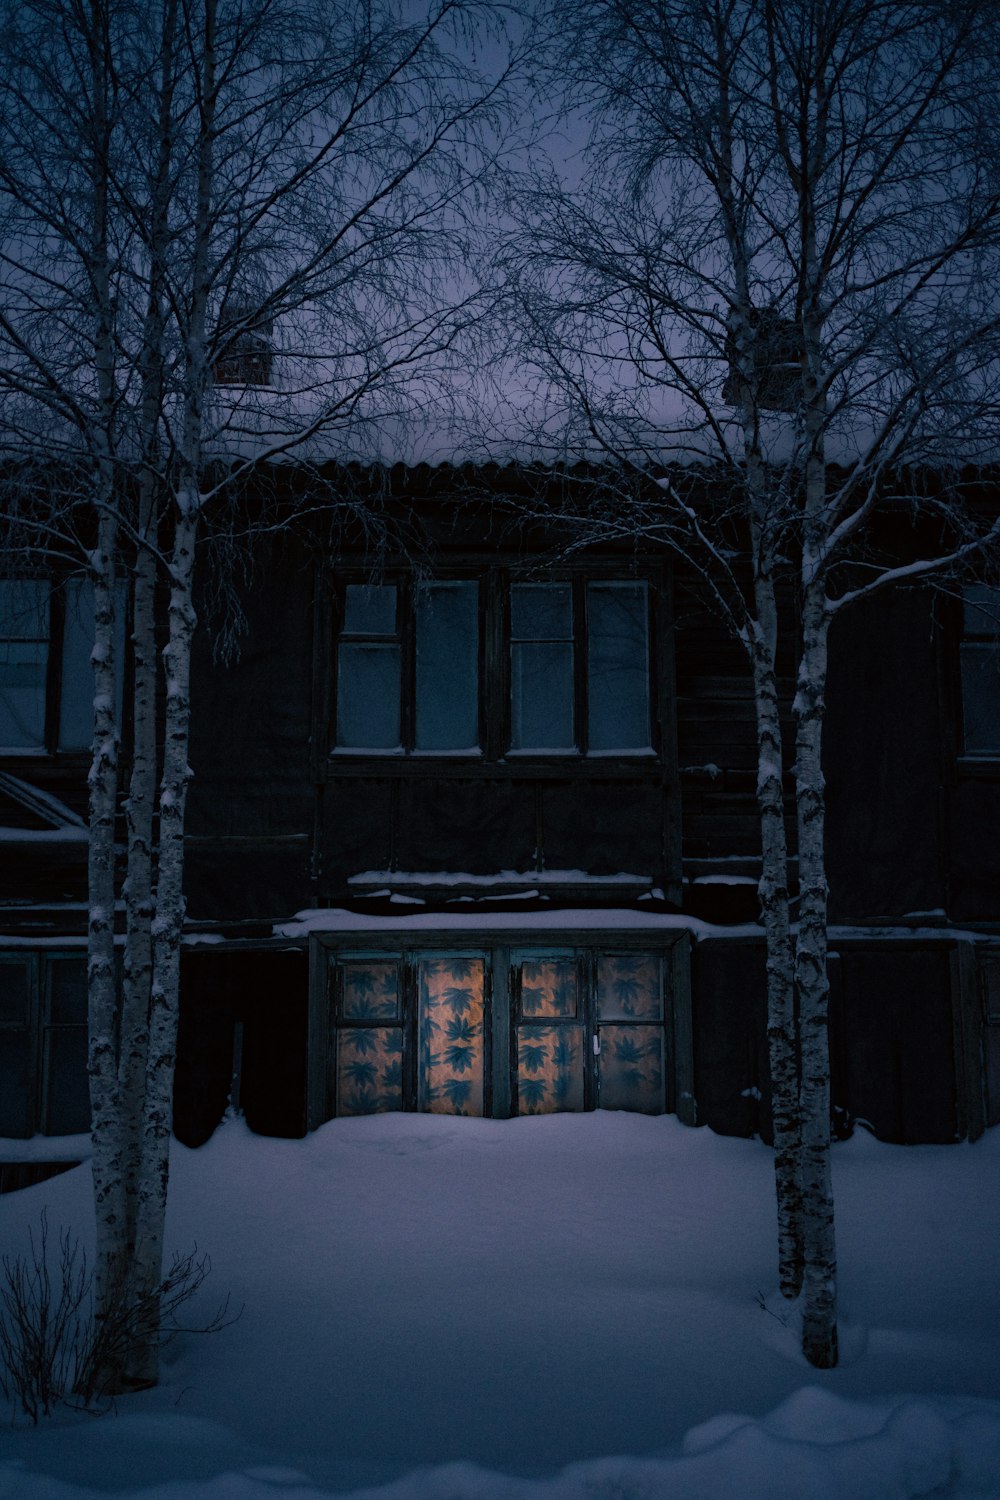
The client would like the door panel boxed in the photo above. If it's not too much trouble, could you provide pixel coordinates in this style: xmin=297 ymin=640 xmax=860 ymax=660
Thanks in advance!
xmin=596 ymin=953 xmax=667 ymax=1113
xmin=514 ymin=952 xmax=586 ymax=1114
xmin=417 ymin=956 xmax=485 ymax=1116
xmin=517 ymin=1024 xmax=585 ymax=1113
xmin=336 ymin=1026 xmax=404 ymax=1115
xmin=597 ymin=1025 xmax=664 ymax=1112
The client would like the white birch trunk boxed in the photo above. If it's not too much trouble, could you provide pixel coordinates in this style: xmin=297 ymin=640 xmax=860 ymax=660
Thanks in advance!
xmin=749 ymin=591 xmax=801 ymax=1298
xmin=82 ymin=7 xmax=126 ymax=1337
xmin=128 ymin=0 xmax=214 ymax=1385
xmin=87 ymin=507 xmax=124 ymax=1324
xmin=795 ymin=187 xmax=838 ymax=1361
xmin=129 ymin=508 xmax=197 ymax=1386
xmin=794 ymin=589 xmax=837 ymax=1368
xmin=120 ymin=0 xmax=176 ymax=1271
xmin=119 ymin=506 xmax=156 ymax=1266
xmin=733 ymin=281 xmax=802 ymax=1298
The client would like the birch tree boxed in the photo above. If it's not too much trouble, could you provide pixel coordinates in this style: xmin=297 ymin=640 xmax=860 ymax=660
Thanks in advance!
xmin=505 ymin=0 xmax=1000 ymax=1367
xmin=0 ymin=0 xmax=520 ymax=1389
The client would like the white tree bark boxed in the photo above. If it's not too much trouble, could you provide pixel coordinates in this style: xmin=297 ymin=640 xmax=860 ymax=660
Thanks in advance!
xmin=129 ymin=0 xmax=214 ymax=1384
xmin=794 ymin=590 xmax=836 ymax=1368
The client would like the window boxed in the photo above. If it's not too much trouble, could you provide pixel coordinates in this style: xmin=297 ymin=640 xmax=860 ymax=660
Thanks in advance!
xmin=0 ymin=576 xmax=126 ymax=753
xmin=960 ymin=585 xmax=1000 ymax=756
xmin=334 ymin=580 xmax=480 ymax=753
xmin=0 ymin=952 xmax=89 ymax=1137
xmin=331 ymin=572 xmax=652 ymax=758
xmin=0 ymin=580 xmax=48 ymax=748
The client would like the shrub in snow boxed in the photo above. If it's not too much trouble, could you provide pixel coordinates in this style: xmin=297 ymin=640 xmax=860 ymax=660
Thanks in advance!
xmin=0 ymin=1210 xmax=235 ymax=1422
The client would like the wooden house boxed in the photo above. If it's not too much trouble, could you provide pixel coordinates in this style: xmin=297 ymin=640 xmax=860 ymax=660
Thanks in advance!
xmin=1 ymin=464 xmax=999 ymax=1163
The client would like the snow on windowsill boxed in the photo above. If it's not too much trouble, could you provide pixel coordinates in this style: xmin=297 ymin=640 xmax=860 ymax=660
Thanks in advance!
xmin=276 ymin=907 xmax=760 ymax=940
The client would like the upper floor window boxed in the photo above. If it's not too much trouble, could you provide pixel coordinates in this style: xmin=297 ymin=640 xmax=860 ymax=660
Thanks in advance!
xmin=0 ymin=580 xmax=48 ymax=748
xmin=331 ymin=572 xmax=653 ymax=759
xmin=960 ymin=584 xmax=1000 ymax=756
xmin=0 ymin=577 xmax=125 ymax=753
xmin=335 ymin=580 xmax=480 ymax=753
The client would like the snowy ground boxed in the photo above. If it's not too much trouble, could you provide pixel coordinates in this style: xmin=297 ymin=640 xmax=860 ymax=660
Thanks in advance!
xmin=1 ymin=1112 xmax=999 ymax=1499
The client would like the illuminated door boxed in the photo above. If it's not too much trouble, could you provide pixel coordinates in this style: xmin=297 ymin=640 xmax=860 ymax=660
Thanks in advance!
xmin=416 ymin=955 xmax=486 ymax=1115
xmin=326 ymin=946 xmax=669 ymax=1120
xmin=513 ymin=950 xmax=667 ymax=1116
xmin=514 ymin=954 xmax=586 ymax=1113
xmin=331 ymin=953 xmax=487 ymax=1118
xmin=595 ymin=953 xmax=665 ymax=1114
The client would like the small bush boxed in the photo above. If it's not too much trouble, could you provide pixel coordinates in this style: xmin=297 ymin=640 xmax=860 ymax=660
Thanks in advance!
xmin=0 ymin=1211 xmax=234 ymax=1422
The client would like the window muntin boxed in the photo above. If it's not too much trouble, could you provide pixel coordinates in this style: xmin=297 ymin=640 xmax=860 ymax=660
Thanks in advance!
xmin=0 ymin=580 xmax=49 ymax=748
xmin=960 ymin=585 xmax=1000 ymax=756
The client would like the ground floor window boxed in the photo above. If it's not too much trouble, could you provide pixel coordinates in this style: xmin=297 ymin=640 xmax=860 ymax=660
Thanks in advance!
xmin=311 ymin=935 xmax=692 ymax=1123
xmin=0 ymin=951 xmax=89 ymax=1137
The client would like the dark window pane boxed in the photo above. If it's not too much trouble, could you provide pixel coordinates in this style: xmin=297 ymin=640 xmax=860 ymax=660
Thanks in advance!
xmin=415 ymin=582 xmax=479 ymax=751
xmin=0 ymin=961 xmax=30 ymax=1026
xmin=598 ymin=1025 xmax=664 ymax=1113
xmin=43 ymin=1026 xmax=90 ymax=1134
xmin=0 ymin=641 xmax=47 ymax=747
xmin=511 ymin=643 xmax=575 ymax=748
xmin=0 ymin=579 xmax=48 ymax=637
xmin=341 ymin=961 xmax=400 ymax=1020
xmin=587 ymin=583 xmax=650 ymax=750
xmin=961 ymin=642 xmax=1000 ymax=754
xmin=336 ymin=1027 xmax=404 ymax=1115
xmin=520 ymin=958 xmax=578 ymax=1018
xmin=511 ymin=583 xmax=572 ymax=640
xmin=417 ymin=956 xmax=485 ymax=1116
xmin=49 ymin=958 xmax=87 ymax=1025
xmin=336 ymin=642 xmax=401 ymax=748
xmin=0 ymin=581 xmax=49 ymax=748
xmin=343 ymin=584 xmax=396 ymax=636
xmin=0 ymin=1031 xmax=34 ymax=1136
xmin=962 ymin=585 xmax=1000 ymax=636
xmin=517 ymin=1025 xmax=584 ymax=1113
xmin=597 ymin=954 xmax=663 ymax=1021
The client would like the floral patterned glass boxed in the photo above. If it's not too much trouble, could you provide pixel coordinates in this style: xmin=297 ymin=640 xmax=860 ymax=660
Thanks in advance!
xmin=598 ymin=1025 xmax=664 ymax=1113
xmin=519 ymin=958 xmax=578 ymax=1018
xmin=417 ymin=956 xmax=485 ymax=1116
xmin=336 ymin=1027 xmax=404 ymax=1115
xmin=517 ymin=1025 xmax=584 ymax=1114
xmin=596 ymin=954 xmax=663 ymax=1021
xmin=342 ymin=961 xmax=400 ymax=1020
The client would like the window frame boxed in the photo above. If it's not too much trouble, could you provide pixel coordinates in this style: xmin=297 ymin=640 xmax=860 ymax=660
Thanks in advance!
xmin=0 ymin=574 xmax=128 ymax=758
xmin=959 ymin=584 xmax=1000 ymax=760
xmin=0 ymin=949 xmax=89 ymax=1137
xmin=0 ymin=579 xmax=56 ymax=753
xmin=326 ymin=564 xmax=660 ymax=765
